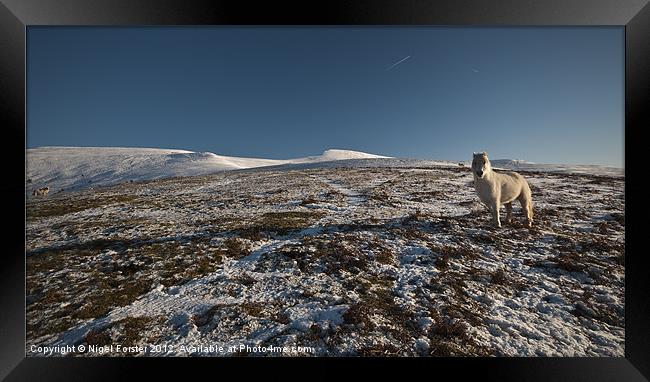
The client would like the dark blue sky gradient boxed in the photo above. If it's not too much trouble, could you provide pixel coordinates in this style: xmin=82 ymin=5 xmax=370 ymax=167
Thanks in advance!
xmin=27 ymin=27 xmax=624 ymax=166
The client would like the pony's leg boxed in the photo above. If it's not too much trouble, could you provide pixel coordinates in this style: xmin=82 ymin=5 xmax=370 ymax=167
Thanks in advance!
xmin=491 ymin=201 xmax=501 ymax=228
xmin=518 ymin=194 xmax=533 ymax=227
xmin=505 ymin=202 xmax=513 ymax=224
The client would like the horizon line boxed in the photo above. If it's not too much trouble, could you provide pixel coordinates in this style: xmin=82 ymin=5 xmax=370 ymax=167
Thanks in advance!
xmin=25 ymin=145 xmax=624 ymax=168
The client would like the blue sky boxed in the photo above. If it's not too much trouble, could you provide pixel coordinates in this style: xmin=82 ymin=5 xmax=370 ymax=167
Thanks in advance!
xmin=27 ymin=27 xmax=624 ymax=166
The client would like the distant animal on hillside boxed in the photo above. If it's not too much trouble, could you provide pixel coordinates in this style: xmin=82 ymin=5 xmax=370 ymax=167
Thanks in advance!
xmin=471 ymin=152 xmax=533 ymax=228
xmin=32 ymin=187 xmax=49 ymax=197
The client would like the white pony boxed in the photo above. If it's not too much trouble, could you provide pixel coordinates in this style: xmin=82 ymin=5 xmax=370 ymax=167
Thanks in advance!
xmin=471 ymin=152 xmax=533 ymax=228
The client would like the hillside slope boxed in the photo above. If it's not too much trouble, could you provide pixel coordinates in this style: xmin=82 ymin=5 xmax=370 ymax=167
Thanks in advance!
xmin=26 ymin=147 xmax=390 ymax=193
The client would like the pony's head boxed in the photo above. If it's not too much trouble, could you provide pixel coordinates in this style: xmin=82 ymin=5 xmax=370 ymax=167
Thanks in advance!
xmin=472 ymin=152 xmax=491 ymax=178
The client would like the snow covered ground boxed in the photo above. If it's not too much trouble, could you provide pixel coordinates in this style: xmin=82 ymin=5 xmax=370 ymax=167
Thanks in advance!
xmin=26 ymin=157 xmax=624 ymax=357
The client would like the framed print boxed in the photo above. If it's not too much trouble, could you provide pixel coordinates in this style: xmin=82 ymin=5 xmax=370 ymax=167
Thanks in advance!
xmin=1 ymin=0 xmax=648 ymax=380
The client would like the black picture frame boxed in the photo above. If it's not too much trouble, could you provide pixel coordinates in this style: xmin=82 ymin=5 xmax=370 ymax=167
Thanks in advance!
xmin=1 ymin=0 xmax=648 ymax=380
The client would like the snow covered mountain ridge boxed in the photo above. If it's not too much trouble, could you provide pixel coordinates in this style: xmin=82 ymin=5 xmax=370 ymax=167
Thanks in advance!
xmin=26 ymin=146 xmax=622 ymax=195
xmin=487 ymin=159 xmax=623 ymax=177
xmin=26 ymin=146 xmax=390 ymax=194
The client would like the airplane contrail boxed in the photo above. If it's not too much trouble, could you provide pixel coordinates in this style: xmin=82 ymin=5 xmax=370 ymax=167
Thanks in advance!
xmin=385 ymin=55 xmax=411 ymax=71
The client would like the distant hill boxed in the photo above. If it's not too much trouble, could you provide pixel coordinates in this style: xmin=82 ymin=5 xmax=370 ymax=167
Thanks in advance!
xmin=26 ymin=146 xmax=390 ymax=194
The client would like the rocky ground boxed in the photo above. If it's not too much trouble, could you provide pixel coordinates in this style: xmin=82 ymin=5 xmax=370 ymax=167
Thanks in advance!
xmin=26 ymin=163 xmax=625 ymax=356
